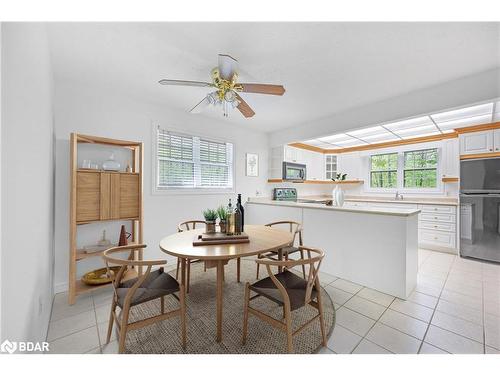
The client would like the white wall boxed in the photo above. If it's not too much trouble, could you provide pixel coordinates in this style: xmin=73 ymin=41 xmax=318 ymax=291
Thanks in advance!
xmin=1 ymin=23 xmax=55 ymax=342
xmin=53 ymin=81 xmax=269 ymax=292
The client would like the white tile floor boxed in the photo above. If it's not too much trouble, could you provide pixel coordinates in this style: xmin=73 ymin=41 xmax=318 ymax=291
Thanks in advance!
xmin=47 ymin=250 xmax=500 ymax=354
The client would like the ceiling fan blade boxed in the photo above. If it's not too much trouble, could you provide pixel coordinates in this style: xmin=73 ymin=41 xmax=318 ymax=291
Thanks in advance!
xmin=235 ymin=93 xmax=255 ymax=118
xmin=159 ymin=79 xmax=213 ymax=87
xmin=239 ymin=83 xmax=285 ymax=96
xmin=218 ymin=54 xmax=238 ymax=80
xmin=189 ymin=96 xmax=211 ymax=114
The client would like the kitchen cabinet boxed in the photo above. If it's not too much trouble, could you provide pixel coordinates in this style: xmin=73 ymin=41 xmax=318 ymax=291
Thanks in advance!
xmin=495 ymin=129 xmax=500 ymax=152
xmin=269 ymin=145 xmax=325 ymax=180
xmin=419 ymin=229 xmax=456 ymax=249
xmin=340 ymin=199 xmax=458 ymax=253
xmin=325 ymin=155 xmax=338 ymax=180
xmin=442 ymin=138 xmax=459 ymax=178
xmin=459 ymin=130 xmax=494 ymax=155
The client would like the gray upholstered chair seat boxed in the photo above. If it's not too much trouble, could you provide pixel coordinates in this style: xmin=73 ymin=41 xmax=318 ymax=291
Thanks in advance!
xmin=116 ymin=268 xmax=179 ymax=307
xmin=249 ymin=270 xmax=317 ymax=311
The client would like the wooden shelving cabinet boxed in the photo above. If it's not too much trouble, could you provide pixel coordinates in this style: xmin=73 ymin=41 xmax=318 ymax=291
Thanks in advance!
xmin=69 ymin=133 xmax=143 ymax=304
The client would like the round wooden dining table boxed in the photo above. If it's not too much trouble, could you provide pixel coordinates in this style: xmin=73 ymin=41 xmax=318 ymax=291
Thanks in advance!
xmin=159 ymin=224 xmax=294 ymax=342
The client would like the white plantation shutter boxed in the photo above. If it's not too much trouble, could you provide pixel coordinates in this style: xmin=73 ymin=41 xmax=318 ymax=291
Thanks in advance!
xmin=156 ymin=127 xmax=234 ymax=190
xmin=199 ymin=139 xmax=232 ymax=187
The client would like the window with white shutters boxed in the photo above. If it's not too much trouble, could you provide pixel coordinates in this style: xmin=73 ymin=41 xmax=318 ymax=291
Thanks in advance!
xmin=156 ymin=127 xmax=234 ymax=191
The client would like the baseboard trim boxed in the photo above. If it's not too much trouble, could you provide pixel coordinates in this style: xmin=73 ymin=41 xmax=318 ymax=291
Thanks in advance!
xmin=54 ymin=281 xmax=68 ymax=294
xmin=419 ymin=245 xmax=458 ymax=255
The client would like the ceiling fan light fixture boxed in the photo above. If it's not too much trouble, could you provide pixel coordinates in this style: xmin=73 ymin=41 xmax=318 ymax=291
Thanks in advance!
xmin=159 ymin=54 xmax=284 ymax=119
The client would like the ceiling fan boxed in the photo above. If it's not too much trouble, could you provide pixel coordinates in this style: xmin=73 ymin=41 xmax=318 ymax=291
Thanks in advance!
xmin=158 ymin=54 xmax=285 ymax=118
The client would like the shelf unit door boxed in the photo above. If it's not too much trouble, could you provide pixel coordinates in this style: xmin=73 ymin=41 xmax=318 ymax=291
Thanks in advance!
xmin=99 ymin=173 xmax=111 ymax=220
xmin=120 ymin=174 xmax=140 ymax=218
xmin=76 ymin=172 xmax=100 ymax=222
xmin=110 ymin=174 xmax=121 ymax=219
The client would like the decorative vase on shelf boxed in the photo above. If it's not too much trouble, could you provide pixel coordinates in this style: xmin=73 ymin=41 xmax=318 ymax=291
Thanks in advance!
xmin=118 ymin=225 xmax=131 ymax=246
xmin=334 ymin=185 xmax=345 ymax=207
xmin=102 ymin=153 xmax=121 ymax=171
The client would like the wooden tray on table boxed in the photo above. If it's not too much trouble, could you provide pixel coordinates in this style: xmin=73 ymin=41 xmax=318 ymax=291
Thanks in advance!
xmin=192 ymin=232 xmax=249 ymax=246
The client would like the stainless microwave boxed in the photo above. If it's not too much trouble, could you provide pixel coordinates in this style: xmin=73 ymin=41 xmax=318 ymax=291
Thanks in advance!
xmin=282 ymin=161 xmax=307 ymax=181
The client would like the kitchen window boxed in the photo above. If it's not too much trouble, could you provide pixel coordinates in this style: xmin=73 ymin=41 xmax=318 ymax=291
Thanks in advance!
xmin=155 ymin=127 xmax=234 ymax=192
xmin=325 ymin=155 xmax=337 ymax=179
xmin=403 ymin=149 xmax=438 ymax=188
xmin=370 ymin=153 xmax=398 ymax=188
xmin=368 ymin=147 xmax=440 ymax=191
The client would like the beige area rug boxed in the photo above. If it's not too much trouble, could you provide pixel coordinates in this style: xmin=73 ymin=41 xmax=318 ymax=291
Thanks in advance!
xmin=124 ymin=258 xmax=336 ymax=353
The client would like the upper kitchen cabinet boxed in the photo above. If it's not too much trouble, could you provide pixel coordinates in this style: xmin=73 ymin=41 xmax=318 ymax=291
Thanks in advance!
xmin=284 ymin=145 xmax=303 ymax=163
xmin=494 ymin=129 xmax=500 ymax=152
xmin=442 ymin=138 xmax=459 ymax=178
xmin=269 ymin=145 xmax=325 ymax=180
xmin=325 ymin=154 xmax=338 ymax=180
xmin=459 ymin=130 xmax=494 ymax=155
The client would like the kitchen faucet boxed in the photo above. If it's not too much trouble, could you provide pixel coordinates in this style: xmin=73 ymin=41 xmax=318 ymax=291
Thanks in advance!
xmin=395 ymin=191 xmax=404 ymax=200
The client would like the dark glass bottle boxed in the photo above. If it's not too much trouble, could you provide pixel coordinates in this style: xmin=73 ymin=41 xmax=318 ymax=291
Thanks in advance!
xmin=234 ymin=202 xmax=242 ymax=235
xmin=236 ymin=193 xmax=245 ymax=232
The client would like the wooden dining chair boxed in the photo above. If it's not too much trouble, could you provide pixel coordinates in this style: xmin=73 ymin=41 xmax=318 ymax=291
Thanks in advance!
xmin=256 ymin=221 xmax=306 ymax=279
xmin=176 ymin=220 xmax=242 ymax=292
xmin=176 ymin=220 xmax=206 ymax=293
xmin=103 ymin=244 xmax=186 ymax=353
xmin=242 ymin=246 xmax=326 ymax=353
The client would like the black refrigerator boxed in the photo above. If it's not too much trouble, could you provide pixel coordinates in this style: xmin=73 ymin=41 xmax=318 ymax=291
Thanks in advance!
xmin=460 ymin=157 xmax=500 ymax=263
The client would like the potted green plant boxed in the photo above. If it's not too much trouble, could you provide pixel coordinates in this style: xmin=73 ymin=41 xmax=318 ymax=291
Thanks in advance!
xmin=203 ymin=208 xmax=218 ymax=234
xmin=216 ymin=205 xmax=228 ymax=234
xmin=331 ymin=172 xmax=347 ymax=182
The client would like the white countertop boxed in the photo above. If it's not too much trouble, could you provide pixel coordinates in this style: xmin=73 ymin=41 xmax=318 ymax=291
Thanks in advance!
xmin=344 ymin=195 xmax=458 ymax=206
xmin=247 ymin=197 xmax=421 ymax=217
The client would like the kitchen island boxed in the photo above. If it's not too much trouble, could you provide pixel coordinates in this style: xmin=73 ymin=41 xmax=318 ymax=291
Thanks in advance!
xmin=246 ymin=197 xmax=420 ymax=299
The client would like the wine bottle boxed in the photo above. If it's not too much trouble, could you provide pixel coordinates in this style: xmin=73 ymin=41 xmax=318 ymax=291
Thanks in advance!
xmin=236 ymin=193 xmax=245 ymax=232
xmin=234 ymin=201 xmax=242 ymax=235
xmin=226 ymin=199 xmax=235 ymax=235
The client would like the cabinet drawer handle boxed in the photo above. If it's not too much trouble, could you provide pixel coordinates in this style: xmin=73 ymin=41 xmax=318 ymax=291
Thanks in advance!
xmin=434 ymin=217 xmax=438 ymax=219
xmin=434 ymin=225 xmax=438 ymax=228
xmin=434 ymin=237 xmax=438 ymax=240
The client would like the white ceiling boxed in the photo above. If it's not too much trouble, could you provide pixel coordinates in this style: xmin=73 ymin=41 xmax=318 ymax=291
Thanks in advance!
xmin=47 ymin=22 xmax=500 ymax=133
xmin=303 ymin=101 xmax=500 ymax=149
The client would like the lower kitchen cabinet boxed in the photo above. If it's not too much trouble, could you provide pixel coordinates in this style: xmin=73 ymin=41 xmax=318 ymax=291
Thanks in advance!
xmin=317 ymin=200 xmax=458 ymax=253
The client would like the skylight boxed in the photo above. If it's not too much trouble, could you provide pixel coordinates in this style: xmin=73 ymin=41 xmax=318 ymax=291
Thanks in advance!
xmin=431 ymin=103 xmax=493 ymax=123
xmin=299 ymin=100 xmax=499 ymax=149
